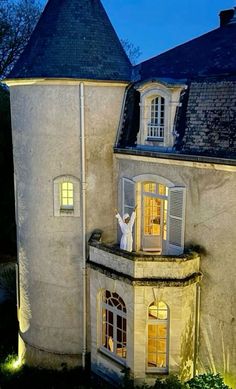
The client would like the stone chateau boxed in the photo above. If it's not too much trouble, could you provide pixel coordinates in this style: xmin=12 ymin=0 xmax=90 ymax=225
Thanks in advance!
xmin=4 ymin=0 xmax=236 ymax=387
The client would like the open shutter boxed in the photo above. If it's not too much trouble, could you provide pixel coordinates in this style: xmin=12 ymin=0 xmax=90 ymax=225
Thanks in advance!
xmin=167 ymin=187 xmax=186 ymax=255
xmin=122 ymin=178 xmax=135 ymax=217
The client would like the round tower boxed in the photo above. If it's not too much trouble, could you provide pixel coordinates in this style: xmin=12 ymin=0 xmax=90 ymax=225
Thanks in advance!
xmin=6 ymin=0 xmax=131 ymax=368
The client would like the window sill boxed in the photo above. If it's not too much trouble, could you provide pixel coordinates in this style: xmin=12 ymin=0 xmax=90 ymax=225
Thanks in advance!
xmin=146 ymin=367 xmax=169 ymax=374
xmin=146 ymin=137 xmax=164 ymax=142
xmin=60 ymin=208 xmax=74 ymax=215
xmin=98 ymin=347 xmax=126 ymax=367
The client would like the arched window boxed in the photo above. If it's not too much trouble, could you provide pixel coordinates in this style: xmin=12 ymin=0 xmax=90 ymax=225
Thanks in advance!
xmin=147 ymin=301 xmax=169 ymax=372
xmin=122 ymin=175 xmax=186 ymax=255
xmin=53 ymin=175 xmax=80 ymax=217
xmin=60 ymin=181 xmax=74 ymax=209
xmin=147 ymin=96 xmax=165 ymax=139
xmin=101 ymin=290 xmax=127 ymax=360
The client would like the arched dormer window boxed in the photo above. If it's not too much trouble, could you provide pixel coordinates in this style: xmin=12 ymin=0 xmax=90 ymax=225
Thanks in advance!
xmin=137 ymin=81 xmax=185 ymax=148
xmin=148 ymin=96 xmax=165 ymax=140
xmin=147 ymin=301 xmax=169 ymax=373
xmin=101 ymin=290 xmax=127 ymax=362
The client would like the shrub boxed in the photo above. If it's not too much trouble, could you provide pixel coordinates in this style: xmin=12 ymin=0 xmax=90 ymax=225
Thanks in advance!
xmin=153 ymin=375 xmax=184 ymax=389
xmin=186 ymin=373 xmax=231 ymax=389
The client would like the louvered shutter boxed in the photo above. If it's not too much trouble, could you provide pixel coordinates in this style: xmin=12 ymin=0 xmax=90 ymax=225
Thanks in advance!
xmin=167 ymin=187 xmax=186 ymax=255
xmin=122 ymin=178 xmax=135 ymax=217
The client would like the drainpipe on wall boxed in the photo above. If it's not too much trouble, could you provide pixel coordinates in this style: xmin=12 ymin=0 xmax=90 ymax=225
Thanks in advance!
xmin=193 ymin=283 xmax=201 ymax=377
xmin=80 ymin=82 xmax=87 ymax=369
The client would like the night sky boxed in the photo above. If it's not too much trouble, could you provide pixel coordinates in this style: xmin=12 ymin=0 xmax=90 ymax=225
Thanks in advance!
xmin=40 ymin=0 xmax=235 ymax=62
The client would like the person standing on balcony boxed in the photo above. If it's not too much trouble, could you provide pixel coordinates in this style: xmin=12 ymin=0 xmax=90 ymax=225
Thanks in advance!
xmin=115 ymin=206 xmax=137 ymax=252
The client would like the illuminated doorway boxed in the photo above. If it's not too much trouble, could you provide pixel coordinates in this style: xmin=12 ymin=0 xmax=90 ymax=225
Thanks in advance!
xmin=141 ymin=182 xmax=168 ymax=252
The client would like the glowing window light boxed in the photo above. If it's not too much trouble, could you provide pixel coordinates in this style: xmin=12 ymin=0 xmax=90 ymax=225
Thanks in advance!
xmin=101 ymin=290 xmax=127 ymax=360
xmin=60 ymin=182 xmax=74 ymax=209
xmin=147 ymin=301 xmax=169 ymax=372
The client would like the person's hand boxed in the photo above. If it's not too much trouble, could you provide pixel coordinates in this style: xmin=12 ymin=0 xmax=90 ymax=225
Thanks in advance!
xmin=134 ymin=205 xmax=137 ymax=211
xmin=114 ymin=208 xmax=118 ymax=214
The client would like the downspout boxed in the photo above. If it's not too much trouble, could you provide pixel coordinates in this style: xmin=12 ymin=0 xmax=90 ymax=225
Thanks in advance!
xmin=79 ymin=82 xmax=87 ymax=369
xmin=193 ymin=283 xmax=201 ymax=377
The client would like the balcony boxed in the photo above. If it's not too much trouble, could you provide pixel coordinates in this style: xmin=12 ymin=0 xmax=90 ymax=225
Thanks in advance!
xmin=88 ymin=232 xmax=201 ymax=285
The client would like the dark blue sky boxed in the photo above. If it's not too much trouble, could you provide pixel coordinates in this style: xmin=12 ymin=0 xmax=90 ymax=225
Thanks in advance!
xmin=41 ymin=0 xmax=235 ymax=62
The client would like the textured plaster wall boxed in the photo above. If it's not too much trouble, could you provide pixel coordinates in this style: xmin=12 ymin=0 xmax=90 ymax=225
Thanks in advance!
xmin=10 ymin=81 xmax=126 ymax=366
xmin=84 ymin=84 xmax=125 ymax=241
xmin=116 ymin=156 xmax=236 ymax=386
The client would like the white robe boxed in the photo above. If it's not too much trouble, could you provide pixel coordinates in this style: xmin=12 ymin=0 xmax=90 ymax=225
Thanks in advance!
xmin=116 ymin=211 xmax=136 ymax=252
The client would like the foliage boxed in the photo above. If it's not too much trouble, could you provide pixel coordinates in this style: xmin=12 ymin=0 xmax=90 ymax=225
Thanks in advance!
xmin=153 ymin=375 xmax=184 ymax=389
xmin=0 ymin=0 xmax=41 ymax=78
xmin=0 ymin=265 xmax=16 ymax=301
xmin=0 ymin=301 xmax=18 ymax=360
xmin=121 ymin=38 xmax=142 ymax=65
xmin=186 ymin=373 xmax=231 ymax=389
xmin=0 ymin=85 xmax=16 ymax=255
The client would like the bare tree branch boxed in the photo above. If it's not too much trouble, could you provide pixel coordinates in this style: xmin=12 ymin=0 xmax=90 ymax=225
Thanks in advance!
xmin=0 ymin=0 xmax=42 ymax=79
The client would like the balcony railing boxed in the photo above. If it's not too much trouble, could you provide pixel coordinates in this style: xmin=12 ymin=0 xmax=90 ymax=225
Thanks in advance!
xmin=147 ymin=123 xmax=164 ymax=140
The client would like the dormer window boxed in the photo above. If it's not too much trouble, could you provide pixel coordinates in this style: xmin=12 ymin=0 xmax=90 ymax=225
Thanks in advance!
xmin=137 ymin=81 xmax=186 ymax=148
xmin=147 ymin=96 xmax=165 ymax=141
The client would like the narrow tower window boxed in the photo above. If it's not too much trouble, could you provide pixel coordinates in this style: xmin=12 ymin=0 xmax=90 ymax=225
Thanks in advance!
xmin=60 ymin=182 xmax=74 ymax=209
xmin=147 ymin=301 xmax=169 ymax=372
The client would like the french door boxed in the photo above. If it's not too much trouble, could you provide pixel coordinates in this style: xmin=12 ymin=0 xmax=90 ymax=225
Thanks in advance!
xmin=141 ymin=183 xmax=167 ymax=252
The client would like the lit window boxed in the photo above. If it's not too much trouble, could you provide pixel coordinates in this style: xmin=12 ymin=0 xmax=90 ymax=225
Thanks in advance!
xmin=101 ymin=290 xmax=127 ymax=361
xmin=147 ymin=301 xmax=169 ymax=372
xmin=147 ymin=96 xmax=165 ymax=140
xmin=60 ymin=182 xmax=73 ymax=209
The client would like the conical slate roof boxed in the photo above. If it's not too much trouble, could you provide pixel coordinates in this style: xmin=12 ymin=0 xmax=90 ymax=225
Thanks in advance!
xmin=9 ymin=0 xmax=131 ymax=81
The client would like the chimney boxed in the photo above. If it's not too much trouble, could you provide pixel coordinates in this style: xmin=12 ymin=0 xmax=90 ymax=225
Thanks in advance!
xmin=219 ymin=8 xmax=235 ymax=26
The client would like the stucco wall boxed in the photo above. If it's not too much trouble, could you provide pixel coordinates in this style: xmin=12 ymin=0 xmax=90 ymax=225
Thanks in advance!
xmin=115 ymin=154 xmax=236 ymax=387
xmin=9 ymin=81 xmax=126 ymax=366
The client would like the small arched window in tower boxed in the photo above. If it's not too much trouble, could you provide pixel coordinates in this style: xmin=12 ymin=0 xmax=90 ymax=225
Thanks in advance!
xmin=147 ymin=301 xmax=169 ymax=372
xmin=60 ymin=182 xmax=74 ymax=210
xmin=147 ymin=96 xmax=165 ymax=140
xmin=53 ymin=175 xmax=80 ymax=217
xmin=101 ymin=290 xmax=127 ymax=361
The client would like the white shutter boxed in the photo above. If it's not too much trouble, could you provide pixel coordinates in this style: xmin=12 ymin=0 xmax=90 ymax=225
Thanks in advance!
xmin=122 ymin=178 xmax=135 ymax=217
xmin=167 ymin=187 xmax=186 ymax=255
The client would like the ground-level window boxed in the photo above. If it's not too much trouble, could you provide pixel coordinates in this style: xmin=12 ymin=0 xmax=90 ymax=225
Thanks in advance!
xmin=147 ymin=301 xmax=169 ymax=372
xmin=101 ymin=290 xmax=127 ymax=361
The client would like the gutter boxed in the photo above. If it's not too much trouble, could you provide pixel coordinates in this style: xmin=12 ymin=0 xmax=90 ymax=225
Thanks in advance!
xmin=193 ymin=283 xmax=201 ymax=377
xmin=79 ymin=82 xmax=87 ymax=369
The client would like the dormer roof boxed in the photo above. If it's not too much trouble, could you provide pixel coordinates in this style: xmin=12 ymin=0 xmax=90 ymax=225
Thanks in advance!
xmin=9 ymin=0 xmax=131 ymax=82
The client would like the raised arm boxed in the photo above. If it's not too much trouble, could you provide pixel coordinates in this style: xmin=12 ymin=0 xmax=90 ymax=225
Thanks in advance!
xmin=130 ymin=205 xmax=137 ymax=228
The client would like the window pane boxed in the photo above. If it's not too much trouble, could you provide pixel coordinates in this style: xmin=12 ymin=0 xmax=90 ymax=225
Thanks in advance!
xmin=102 ymin=291 xmax=127 ymax=360
xmin=157 ymin=354 xmax=166 ymax=368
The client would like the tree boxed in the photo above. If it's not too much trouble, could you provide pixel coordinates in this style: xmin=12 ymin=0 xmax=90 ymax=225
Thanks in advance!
xmin=0 ymin=0 xmax=41 ymax=79
xmin=121 ymin=38 xmax=142 ymax=65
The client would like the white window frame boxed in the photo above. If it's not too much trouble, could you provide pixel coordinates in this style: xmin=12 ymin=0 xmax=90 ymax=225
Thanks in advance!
xmin=124 ymin=174 xmax=186 ymax=255
xmin=100 ymin=290 xmax=127 ymax=365
xmin=146 ymin=301 xmax=169 ymax=373
xmin=137 ymin=81 xmax=185 ymax=148
xmin=147 ymin=96 xmax=165 ymax=140
xmin=53 ymin=175 xmax=80 ymax=217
